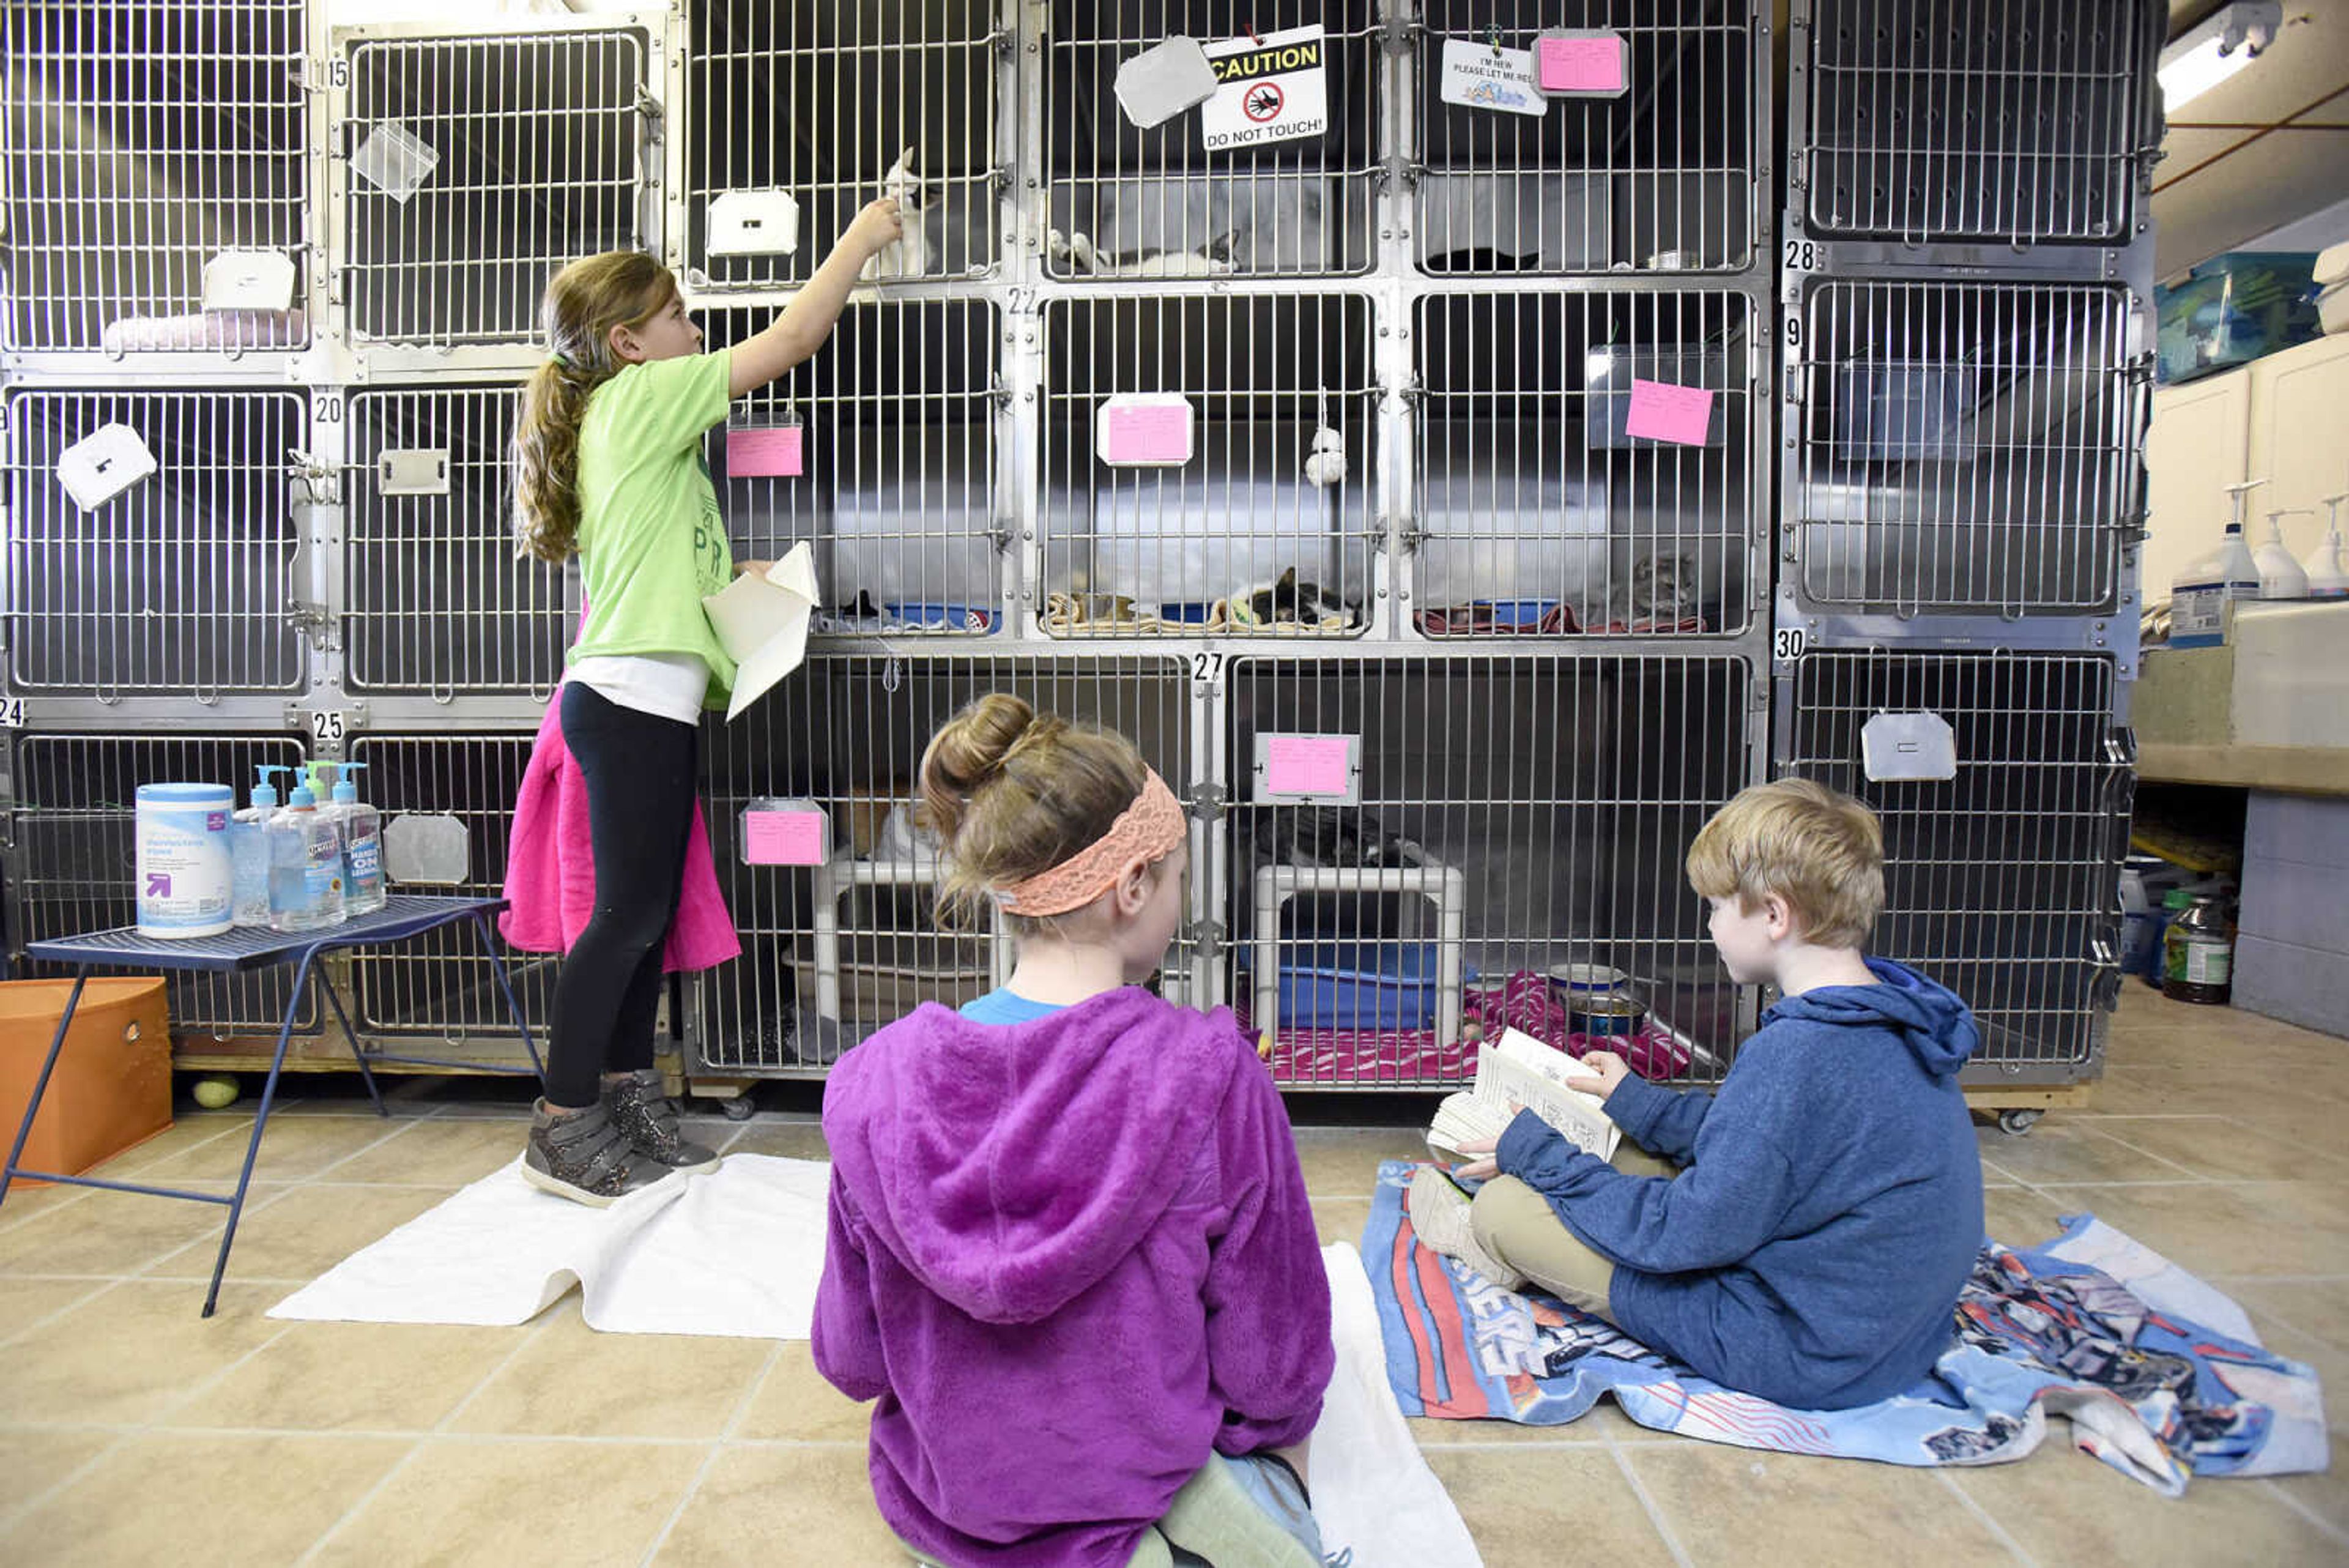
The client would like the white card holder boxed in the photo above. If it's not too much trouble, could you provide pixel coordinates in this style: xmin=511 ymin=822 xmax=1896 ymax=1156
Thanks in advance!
xmin=56 ymin=423 xmax=158 ymax=511
xmin=1862 ymin=712 xmax=1959 ymax=782
xmin=1115 ymin=37 xmax=1221 ymax=128
xmin=352 ymin=121 xmax=440 ymax=203
xmin=379 ymin=448 xmax=451 ymax=496
xmin=201 ymin=249 xmax=298 ymax=313
xmin=707 ymin=190 xmax=802 ymax=256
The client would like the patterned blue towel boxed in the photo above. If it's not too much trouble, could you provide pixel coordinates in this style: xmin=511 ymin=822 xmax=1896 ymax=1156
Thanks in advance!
xmin=1365 ymin=1160 xmax=2329 ymax=1494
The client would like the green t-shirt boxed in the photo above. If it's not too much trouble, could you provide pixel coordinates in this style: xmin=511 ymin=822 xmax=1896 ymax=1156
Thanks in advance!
xmin=569 ymin=349 xmax=738 ymax=701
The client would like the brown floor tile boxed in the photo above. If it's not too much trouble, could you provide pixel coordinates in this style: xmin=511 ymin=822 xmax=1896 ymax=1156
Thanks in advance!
xmin=1976 ymin=1121 xmax=2195 ymax=1186
xmin=139 ymin=1182 xmax=447 ymax=1284
xmin=719 ymin=1122 xmax=830 ymax=1162
xmin=0 ymin=1180 xmax=96 ymax=1230
xmin=0 ymin=1430 xmax=114 ymax=1522
xmin=449 ymin=1305 xmax=771 ymax=1439
xmin=321 ymin=1117 xmax=531 ymax=1186
xmin=1291 ymin=1128 xmax=1435 ymax=1198
xmin=0 ymin=1183 xmax=286 ymax=1279
xmin=1625 ymin=1443 xmax=2022 ymax=1566
xmin=1982 ymin=1186 xmax=2079 ymax=1249
xmin=1425 ymin=1446 xmax=1671 ymax=1567
xmin=2090 ymin=1116 xmax=2349 ymax=1184
xmin=653 ymin=1443 xmax=899 ymax=1567
xmin=162 ymin=1318 xmax=529 ymax=1433
xmin=1310 ymin=1198 xmax=1374 ymax=1251
xmin=1409 ymin=1397 xmax=1635 ymax=1444
xmin=0 ymin=1432 xmax=408 ymax=1567
xmin=311 ymin=1437 xmax=705 ymax=1568
xmin=132 ymin=1113 xmax=410 ymax=1184
xmin=0 ymin=1280 xmax=287 ymax=1425
xmin=2222 ymin=1277 xmax=2349 ymax=1349
xmin=733 ymin=1341 xmax=873 ymax=1443
xmin=0 ymin=1277 xmax=107 ymax=1343
xmin=2265 ymin=1468 xmax=2349 ymax=1538
xmin=83 ymin=1117 xmax=248 ymax=1178
xmin=1950 ymin=1438 xmax=2342 ymax=1566
xmin=2039 ymin=1183 xmax=2349 ymax=1277
xmin=2238 ymin=1313 xmax=2349 ymax=1432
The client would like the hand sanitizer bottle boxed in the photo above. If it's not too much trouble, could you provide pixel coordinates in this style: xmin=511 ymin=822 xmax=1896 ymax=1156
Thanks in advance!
xmin=231 ymin=764 xmax=289 ymax=927
xmin=321 ymin=761 xmax=386 ymax=916
xmin=267 ymin=779 xmax=347 ymax=933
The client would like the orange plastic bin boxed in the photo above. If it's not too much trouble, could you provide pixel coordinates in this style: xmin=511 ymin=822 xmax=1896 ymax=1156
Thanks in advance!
xmin=0 ymin=978 xmax=174 ymax=1186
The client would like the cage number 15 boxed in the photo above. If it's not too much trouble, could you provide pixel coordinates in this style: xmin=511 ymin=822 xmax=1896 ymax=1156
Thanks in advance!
xmin=310 ymin=710 xmax=349 ymax=743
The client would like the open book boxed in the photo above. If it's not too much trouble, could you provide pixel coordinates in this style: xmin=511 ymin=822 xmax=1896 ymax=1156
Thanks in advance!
xmin=702 ymin=541 xmax=818 ymax=721
xmin=1427 ymin=1027 xmax=1620 ymax=1163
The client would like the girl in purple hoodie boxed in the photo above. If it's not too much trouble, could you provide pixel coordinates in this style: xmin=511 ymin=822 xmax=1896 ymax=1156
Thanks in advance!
xmin=814 ymin=696 xmax=1338 ymax=1568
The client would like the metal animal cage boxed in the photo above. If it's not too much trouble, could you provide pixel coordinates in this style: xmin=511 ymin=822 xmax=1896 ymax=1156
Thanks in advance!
xmin=1223 ymin=652 xmax=1754 ymax=1088
xmin=1041 ymin=292 xmax=1377 ymax=635
xmin=691 ymin=653 xmax=1196 ymax=1074
xmin=342 ymin=384 xmax=571 ymax=696
xmin=344 ymin=734 xmax=551 ymax=1057
xmin=1786 ymin=278 xmax=2143 ymax=617
xmin=1415 ymin=1 xmax=1763 ymax=275
xmin=1793 ymin=0 xmax=2161 ymax=247
xmin=2 ymin=387 xmax=308 ymax=696
xmin=1778 ymin=649 xmax=2129 ymax=1079
xmin=1412 ymin=288 xmax=1756 ymax=636
xmin=338 ymin=28 xmax=655 ymax=346
xmin=6 ymin=734 xmax=314 ymax=1035
xmin=1 ymin=1 xmax=311 ymax=357
xmin=683 ymin=1 xmax=1003 ymax=289
xmin=701 ymin=300 xmax=1003 ymax=631
xmin=1044 ymin=2 xmax=1381 ymax=279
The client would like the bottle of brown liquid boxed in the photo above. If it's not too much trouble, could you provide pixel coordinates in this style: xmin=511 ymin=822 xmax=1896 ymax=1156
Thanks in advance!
xmin=2161 ymin=895 xmax=2234 ymax=1006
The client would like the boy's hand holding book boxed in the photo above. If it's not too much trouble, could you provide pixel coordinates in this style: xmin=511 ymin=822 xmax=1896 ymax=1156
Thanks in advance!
xmin=1564 ymin=1049 xmax=1631 ymax=1104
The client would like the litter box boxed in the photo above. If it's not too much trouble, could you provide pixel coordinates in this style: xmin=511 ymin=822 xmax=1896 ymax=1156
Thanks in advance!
xmin=1475 ymin=598 xmax=1557 ymax=628
xmin=1266 ymin=942 xmax=1471 ymax=1031
xmin=884 ymin=601 xmax=996 ymax=633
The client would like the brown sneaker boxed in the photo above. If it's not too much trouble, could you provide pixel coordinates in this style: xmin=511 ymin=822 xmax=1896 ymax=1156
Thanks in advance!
xmin=603 ymin=1069 xmax=722 ymax=1175
xmin=522 ymin=1100 xmax=671 ymax=1206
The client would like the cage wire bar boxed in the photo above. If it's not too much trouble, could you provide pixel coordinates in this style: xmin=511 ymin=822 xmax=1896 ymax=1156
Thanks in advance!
xmin=1778 ymin=649 xmax=2131 ymax=1081
xmin=1039 ymin=291 xmax=1380 ymax=636
xmin=699 ymin=300 xmax=1006 ymax=633
xmin=682 ymin=1 xmax=1004 ymax=290
xmin=1412 ymin=286 xmax=1756 ymax=637
xmin=689 ymin=653 xmax=1198 ymax=1076
xmin=1043 ymin=2 xmax=1381 ymax=280
xmin=6 ymin=734 xmax=317 ymax=1036
xmin=1223 ymin=652 xmax=1752 ymax=1088
xmin=1791 ymin=0 xmax=2164 ymax=250
xmin=338 ymin=28 xmax=653 ymax=346
xmin=1785 ymin=277 xmax=2145 ymax=619
xmin=341 ymin=382 xmax=573 ymax=697
xmin=0 ymin=0 xmax=313 ymax=358
xmin=2 ymin=387 xmax=310 ymax=697
xmin=1414 ymin=1 xmax=1763 ymax=276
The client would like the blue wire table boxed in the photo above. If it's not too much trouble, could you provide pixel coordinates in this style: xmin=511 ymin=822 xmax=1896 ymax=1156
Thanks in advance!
xmin=0 ymin=894 xmax=544 ymax=1316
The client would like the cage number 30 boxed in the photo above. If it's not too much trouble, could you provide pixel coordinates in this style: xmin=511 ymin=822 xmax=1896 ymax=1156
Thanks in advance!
xmin=1773 ymin=628 xmax=1808 ymax=661
xmin=310 ymin=710 xmax=350 ymax=743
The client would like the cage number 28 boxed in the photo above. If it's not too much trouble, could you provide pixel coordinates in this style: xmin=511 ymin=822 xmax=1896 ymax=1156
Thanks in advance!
xmin=310 ymin=710 xmax=350 ymax=743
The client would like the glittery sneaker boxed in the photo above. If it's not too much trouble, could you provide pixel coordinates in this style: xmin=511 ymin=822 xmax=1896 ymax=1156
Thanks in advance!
xmin=522 ymin=1100 xmax=670 ymax=1207
xmin=603 ymin=1069 xmax=722 ymax=1175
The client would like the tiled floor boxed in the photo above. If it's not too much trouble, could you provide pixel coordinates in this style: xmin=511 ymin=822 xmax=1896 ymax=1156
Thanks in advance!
xmin=1 ymin=984 xmax=2342 ymax=1566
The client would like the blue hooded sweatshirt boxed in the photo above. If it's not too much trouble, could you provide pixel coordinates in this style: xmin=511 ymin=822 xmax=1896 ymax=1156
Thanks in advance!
xmin=1494 ymin=958 xmax=1984 ymax=1410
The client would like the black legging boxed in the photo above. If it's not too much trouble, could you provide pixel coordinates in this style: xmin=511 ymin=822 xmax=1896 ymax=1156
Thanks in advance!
xmin=543 ymin=680 xmax=697 ymax=1108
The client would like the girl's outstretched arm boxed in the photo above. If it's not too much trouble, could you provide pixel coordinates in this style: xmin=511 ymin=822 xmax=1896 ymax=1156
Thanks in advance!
xmin=727 ymin=196 xmax=904 ymax=396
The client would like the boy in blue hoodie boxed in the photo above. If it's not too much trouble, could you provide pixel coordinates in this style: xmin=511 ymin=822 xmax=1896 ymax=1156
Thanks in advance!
xmin=1409 ymin=778 xmax=1984 ymax=1411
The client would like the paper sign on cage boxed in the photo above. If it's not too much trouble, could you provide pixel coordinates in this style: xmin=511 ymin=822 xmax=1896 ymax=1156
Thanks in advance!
xmin=1114 ymin=37 xmax=1221 ymax=128
xmin=56 ymin=423 xmax=158 ymax=511
xmin=1624 ymin=380 xmax=1716 ymax=446
xmin=1257 ymin=734 xmax=1359 ymax=802
xmin=1097 ymin=395 xmax=1195 ymax=466
xmin=379 ymin=448 xmax=451 ymax=496
xmin=707 ymin=190 xmax=802 ymax=257
xmin=1862 ymin=712 xmax=1959 ymax=783
xmin=1534 ymin=31 xmax=1630 ymax=97
xmin=201 ymin=250 xmax=298 ymax=313
xmin=741 ymin=800 xmax=830 ymax=866
xmin=729 ymin=422 xmax=805 ymax=478
xmin=1438 ymin=38 xmax=1546 ymax=117
xmin=352 ymin=121 xmax=440 ymax=203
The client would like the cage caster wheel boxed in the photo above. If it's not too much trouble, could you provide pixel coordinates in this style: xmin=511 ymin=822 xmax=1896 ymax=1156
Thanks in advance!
xmin=718 ymin=1094 xmax=758 ymax=1122
xmin=1996 ymin=1109 xmax=2044 ymax=1137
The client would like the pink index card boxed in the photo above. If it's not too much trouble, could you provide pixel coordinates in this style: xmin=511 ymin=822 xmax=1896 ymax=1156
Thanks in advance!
xmin=1267 ymin=735 xmax=1352 ymax=797
xmin=1625 ymin=379 xmax=1716 ymax=446
xmin=728 ymin=424 xmax=804 ymax=478
xmin=1099 ymin=397 xmax=1194 ymax=466
xmin=1537 ymin=35 xmax=1627 ymax=94
xmin=743 ymin=808 xmax=827 ymax=866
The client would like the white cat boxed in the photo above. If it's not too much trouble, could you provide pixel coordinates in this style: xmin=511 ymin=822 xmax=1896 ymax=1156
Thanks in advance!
xmin=861 ymin=147 xmax=933 ymax=282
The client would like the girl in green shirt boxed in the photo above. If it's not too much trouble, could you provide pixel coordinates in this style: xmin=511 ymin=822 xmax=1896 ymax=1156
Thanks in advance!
xmin=508 ymin=201 xmax=900 ymax=1205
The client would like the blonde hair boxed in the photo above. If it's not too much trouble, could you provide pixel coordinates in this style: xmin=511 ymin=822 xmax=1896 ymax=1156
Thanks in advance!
xmin=1685 ymin=778 xmax=1885 ymax=949
xmin=511 ymin=252 xmax=680 ymax=563
xmin=918 ymin=694 xmax=1157 ymax=931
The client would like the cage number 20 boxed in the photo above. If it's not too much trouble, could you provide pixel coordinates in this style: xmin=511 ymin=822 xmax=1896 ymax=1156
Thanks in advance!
xmin=310 ymin=710 xmax=349 ymax=743
xmin=1773 ymin=628 xmax=1808 ymax=661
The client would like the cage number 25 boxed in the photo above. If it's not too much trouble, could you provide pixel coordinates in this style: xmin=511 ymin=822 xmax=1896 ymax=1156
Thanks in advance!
xmin=310 ymin=710 xmax=350 ymax=743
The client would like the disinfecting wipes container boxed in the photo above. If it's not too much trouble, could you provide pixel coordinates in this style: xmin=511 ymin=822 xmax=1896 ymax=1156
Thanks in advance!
xmin=135 ymin=783 xmax=236 ymax=938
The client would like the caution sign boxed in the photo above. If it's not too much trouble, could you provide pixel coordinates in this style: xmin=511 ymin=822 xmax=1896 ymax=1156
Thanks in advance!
xmin=1200 ymin=24 xmax=1327 ymax=150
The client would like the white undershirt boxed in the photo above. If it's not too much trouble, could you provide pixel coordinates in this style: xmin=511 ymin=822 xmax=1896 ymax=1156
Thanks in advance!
xmin=569 ymin=652 xmax=709 ymax=726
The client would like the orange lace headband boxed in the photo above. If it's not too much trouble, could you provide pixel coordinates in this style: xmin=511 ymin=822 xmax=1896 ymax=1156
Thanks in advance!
xmin=993 ymin=768 xmax=1187 ymax=916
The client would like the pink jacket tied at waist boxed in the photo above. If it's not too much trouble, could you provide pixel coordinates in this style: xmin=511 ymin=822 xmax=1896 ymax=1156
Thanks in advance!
xmin=498 ymin=681 xmax=743 ymax=973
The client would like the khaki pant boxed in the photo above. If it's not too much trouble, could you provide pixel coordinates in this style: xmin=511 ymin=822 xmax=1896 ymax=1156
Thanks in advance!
xmin=1468 ymin=1140 xmax=1680 ymax=1321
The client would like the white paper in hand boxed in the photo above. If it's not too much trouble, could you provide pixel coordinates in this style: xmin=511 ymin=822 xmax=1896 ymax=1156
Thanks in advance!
xmin=703 ymin=541 xmax=819 ymax=721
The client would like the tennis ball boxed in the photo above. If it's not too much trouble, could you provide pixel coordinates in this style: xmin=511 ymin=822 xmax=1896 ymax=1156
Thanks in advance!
xmin=192 ymin=1076 xmax=240 ymax=1110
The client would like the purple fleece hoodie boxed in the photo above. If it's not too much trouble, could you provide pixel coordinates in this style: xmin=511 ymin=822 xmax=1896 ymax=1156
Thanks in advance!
xmin=814 ymin=989 xmax=1333 ymax=1568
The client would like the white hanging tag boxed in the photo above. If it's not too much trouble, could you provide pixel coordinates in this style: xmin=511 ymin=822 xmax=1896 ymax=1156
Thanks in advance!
xmin=1439 ymin=37 xmax=1547 ymax=117
xmin=1115 ymin=37 xmax=1222 ymax=128
xmin=352 ymin=121 xmax=440 ymax=203
xmin=1200 ymin=25 xmax=1329 ymax=150
xmin=382 ymin=814 xmax=471 ymax=884
xmin=56 ymin=423 xmax=158 ymax=511
xmin=1862 ymin=712 xmax=1959 ymax=782
xmin=379 ymin=447 xmax=451 ymax=496
xmin=201 ymin=249 xmax=298 ymax=313
xmin=1097 ymin=394 xmax=1195 ymax=467
xmin=707 ymin=189 xmax=802 ymax=256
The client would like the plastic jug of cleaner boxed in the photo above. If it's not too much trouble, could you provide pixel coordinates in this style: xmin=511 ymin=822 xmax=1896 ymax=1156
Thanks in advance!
xmin=231 ymin=764 xmax=291 ymax=927
xmin=267 ymin=777 xmax=347 ymax=933
xmin=2303 ymin=492 xmax=2349 ymax=600
xmin=320 ymin=760 xmax=386 ymax=916
xmin=2252 ymin=508 xmax=2312 ymax=600
xmin=2170 ymin=477 xmax=2265 ymax=648
xmin=2162 ymin=894 xmax=2235 ymax=1006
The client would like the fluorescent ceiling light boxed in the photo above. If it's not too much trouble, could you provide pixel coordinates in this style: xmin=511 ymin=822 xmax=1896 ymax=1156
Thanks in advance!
xmin=2159 ymin=1 xmax=2282 ymax=111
